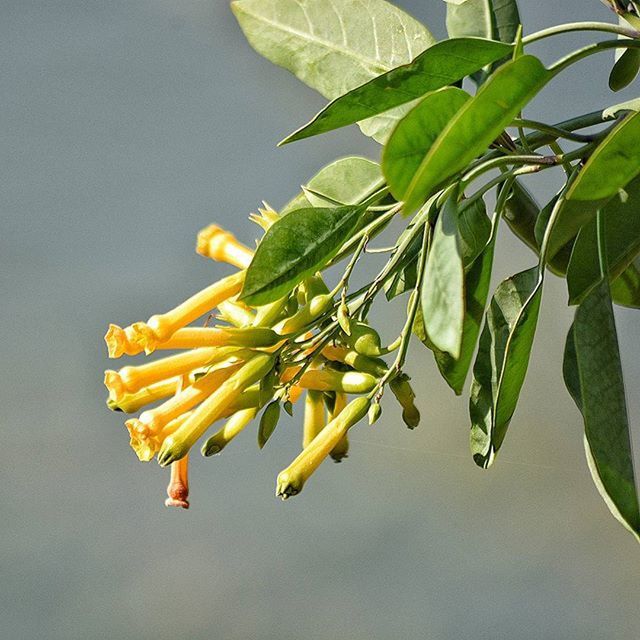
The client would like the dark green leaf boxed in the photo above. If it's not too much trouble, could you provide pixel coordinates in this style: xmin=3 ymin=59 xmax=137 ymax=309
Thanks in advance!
xmin=383 ymin=87 xmax=470 ymax=201
xmin=567 ymin=175 xmax=640 ymax=304
xmin=547 ymin=111 xmax=640 ymax=259
xmin=611 ymin=257 xmax=640 ymax=308
xmin=470 ymin=267 xmax=543 ymax=467
xmin=258 ymin=401 xmax=281 ymax=449
xmin=241 ymin=204 xmax=365 ymax=305
xmin=609 ymin=47 xmax=640 ymax=91
xmin=457 ymin=197 xmax=492 ymax=265
xmin=282 ymin=157 xmax=382 ymax=214
xmin=563 ymin=282 xmax=640 ymax=542
xmin=503 ymin=180 xmax=540 ymax=253
xmin=421 ymin=197 xmax=465 ymax=359
xmin=232 ymin=0 xmax=434 ymax=143
xmin=398 ymin=55 xmax=549 ymax=213
xmin=281 ymin=38 xmax=512 ymax=144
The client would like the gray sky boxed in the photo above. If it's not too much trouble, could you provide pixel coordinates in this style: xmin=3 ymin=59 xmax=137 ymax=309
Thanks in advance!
xmin=2 ymin=1 xmax=640 ymax=639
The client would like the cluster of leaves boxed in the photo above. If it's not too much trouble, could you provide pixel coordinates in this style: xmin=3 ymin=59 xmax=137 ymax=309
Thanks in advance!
xmin=227 ymin=0 xmax=640 ymax=540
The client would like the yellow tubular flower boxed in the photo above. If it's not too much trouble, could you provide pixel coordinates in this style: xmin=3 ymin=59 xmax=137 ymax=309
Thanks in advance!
xmin=282 ymin=368 xmax=377 ymax=394
xmin=249 ymin=203 xmax=279 ymax=231
xmin=127 ymin=411 xmax=192 ymax=462
xmin=128 ymin=362 xmax=243 ymax=437
xmin=133 ymin=326 xmax=280 ymax=355
xmin=106 ymin=376 xmax=181 ymax=413
xmin=157 ymin=353 xmax=275 ymax=466
xmin=329 ymin=392 xmax=349 ymax=463
xmin=302 ymin=390 xmax=325 ymax=449
xmin=128 ymin=270 xmax=244 ymax=347
xmin=217 ymin=300 xmax=255 ymax=327
xmin=276 ymin=397 xmax=370 ymax=499
xmin=322 ymin=345 xmax=388 ymax=378
xmin=105 ymin=324 xmax=142 ymax=358
xmin=196 ymin=225 xmax=254 ymax=269
xmin=165 ymin=455 xmax=190 ymax=509
xmin=104 ymin=347 xmax=220 ymax=402
xmin=201 ymin=407 xmax=258 ymax=456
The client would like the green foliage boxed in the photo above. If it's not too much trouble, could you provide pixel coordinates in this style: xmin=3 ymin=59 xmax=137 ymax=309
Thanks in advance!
xmin=241 ymin=204 xmax=366 ymax=305
xmin=564 ymin=280 xmax=640 ymax=542
xmin=160 ymin=0 xmax=640 ymax=536
xmin=469 ymin=268 xmax=543 ymax=468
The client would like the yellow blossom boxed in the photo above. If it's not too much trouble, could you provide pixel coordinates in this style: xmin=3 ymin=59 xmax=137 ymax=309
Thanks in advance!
xmin=158 ymin=353 xmax=275 ymax=466
xmin=107 ymin=376 xmax=181 ymax=413
xmin=302 ymin=390 xmax=325 ymax=449
xmin=276 ymin=397 xmax=370 ymax=499
xmin=126 ymin=270 xmax=244 ymax=346
xmin=196 ymin=224 xmax=253 ymax=268
xmin=328 ymin=392 xmax=349 ymax=462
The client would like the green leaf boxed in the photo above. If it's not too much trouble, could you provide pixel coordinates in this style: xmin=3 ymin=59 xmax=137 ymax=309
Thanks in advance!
xmin=241 ymin=204 xmax=365 ymax=305
xmin=431 ymin=196 xmax=493 ymax=394
xmin=457 ymin=197 xmax=492 ymax=265
xmin=470 ymin=267 xmax=543 ymax=467
xmin=398 ymin=55 xmax=549 ymax=214
xmin=290 ymin=156 xmax=382 ymax=214
xmin=258 ymin=401 xmax=281 ymax=449
xmin=434 ymin=230 xmax=496 ymax=395
xmin=383 ymin=87 xmax=470 ymax=201
xmin=232 ymin=0 xmax=434 ymax=143
xmin=546 ymin=111 xmax=640 ymax=259
xmin=281 ymin=157 xmax=381 ymax=214
xmin=281 ymin=38 xmax=512 ymax=144
xmin=446 ymin=0 xmax=521 ymax=44
xmin=567 ymin=176 xmax=640 ymax=304
xmin=609 ymin=47 xmax=640 ymax=91
xmin=421 ymin=197 xmax=466 ymax=359
xmin=611 ymin=257 xmax=640 ymax=308
xmin=384 ymin=231 xmax=422 ymax=300
xmin=502 ymin=180 xmax=540 ymax=253
xmin=563 ymin=283 xmax=640 ymax=543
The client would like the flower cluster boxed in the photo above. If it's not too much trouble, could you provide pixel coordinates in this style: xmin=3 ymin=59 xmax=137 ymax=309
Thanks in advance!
xmin=104 ymin=210 xmax=419 ymax=509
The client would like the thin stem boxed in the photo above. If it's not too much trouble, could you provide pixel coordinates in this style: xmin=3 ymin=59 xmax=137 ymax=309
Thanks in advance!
xmin=596 ymin=209 xmax=608 ymax=280
xmin=513 ymin=118 xmax=597 ymax=143
xmin=549 ymin=39 xmax=640 ymax=77
xmin=522 ymin=21 xmax=639 ymax=45
xmin=461 ymin=153 xmax=554 ymax=186
xmin=370 ymin=225 xmax=430 ymax=397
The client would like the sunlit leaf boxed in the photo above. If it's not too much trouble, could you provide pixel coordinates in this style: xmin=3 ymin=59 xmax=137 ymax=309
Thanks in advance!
xmin=421 ymin=197 xmax=465 ymax=359
xmin=611 ymin=257 xmax=640 ymax=308
xmin=547 ymin=111 xmax=640 ymax=259
xmin=232 ymin=0 xmax=434 ymax=143
xmin=241 ymin=204 xmax=366 ymax=305
xmin=398 ymin=55 xmax=549 ymax=213
xmin=281 ymin=38 xmax=512 ymax=143
xmin=445 ymin=0 xmax=521 ymax=44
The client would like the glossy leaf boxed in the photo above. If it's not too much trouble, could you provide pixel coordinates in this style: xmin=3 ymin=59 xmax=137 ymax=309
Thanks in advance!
xmin=281 ymin=38 xmax=512 ymax=143
xmin=258 ymin=401 xmax=281 ymax=449
xmin=241 ymin=204 xmax=365 ymax=305
xmin=567 ymin=176 xmax=640 ymax=304
xmin=457 ymin=197 xmax=492 ymax=265
xmin=503 ymin=180 xmax=540 ymax=253
xmin=446 ymin=0 xmax=521 ymax=45
xmin=282 ymin=157 xmax=382 ymax=214
xmin=383 ymin=87 xmax=470 ymax=201
xmin=563 ymin=283 xmax=640 ymax=543
xmin=609 ymin=47 xmax=640 ymax=91
xmin=470 ymin=267 xmax=543 ymax=468
xmin=546 ymin=111 xmax=640 ymax=259
xmin=232 ymin=0 xmax=434 ymax=143
xmin=611 ymin=258 xmax=640 ymax=308
xmin=421 ymin=198 xmax=465 ymax=359
xmin=399 ymin=55 xmax=549 ymax=214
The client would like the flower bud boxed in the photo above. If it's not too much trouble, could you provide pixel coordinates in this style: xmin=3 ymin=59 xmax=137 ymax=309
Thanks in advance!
xmin=276 ymin=397 xmax=369 ymax=499
xmin=278 ymin=294 xmax=333 ymax=335
xmin=390 ymin=376 xmax=420 ymax=429
xmin=201 ymin=407 xmax=258 ymax=456
xmin=328 ymin=392 xmax=349 ymax=462
xmin=368 ymin=401 xmax=382 ymax=425
xmin=347 ymin=321 xmax=384 ymax=357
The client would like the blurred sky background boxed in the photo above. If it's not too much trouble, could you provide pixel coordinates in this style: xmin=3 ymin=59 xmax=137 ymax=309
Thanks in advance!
xmin=2 ymin=1 xmax=640 ymax=638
